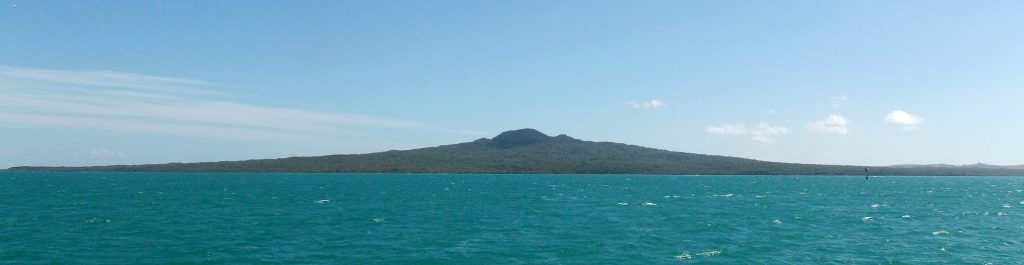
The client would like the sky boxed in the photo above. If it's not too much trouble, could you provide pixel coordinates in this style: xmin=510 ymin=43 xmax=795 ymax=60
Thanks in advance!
xmin=2 ymin=1 xmax=1023 ymax=168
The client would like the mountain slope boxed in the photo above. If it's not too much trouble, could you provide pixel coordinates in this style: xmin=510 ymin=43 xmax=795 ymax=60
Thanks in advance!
xmin=7 ymin=129 xmax=1024 ymax=176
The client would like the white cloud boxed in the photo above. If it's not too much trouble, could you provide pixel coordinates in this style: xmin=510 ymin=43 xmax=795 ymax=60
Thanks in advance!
xmin=627 ymin=100 xmax=665 ymax=110
xmin=0 ymin=65 xmax=468 ymax=143
xmin=750 ymin=123 xmax=789 ymax=144
xmin=90 ymin=148 xmax=125 ymax=159
xmin=829 ymin=96 xmax=850 ymax=108
xmin=753 ymin=123 xmax=789 ymax=135
xmin=705 ymin=123 xmax=747 ymax=136
xmin=706 ymin=122 xmax=788 ymax=144
xmin=807 ymin=115 xmax=850 ymax=135
xmin=884 ymin=110 xmax=924 ymax=130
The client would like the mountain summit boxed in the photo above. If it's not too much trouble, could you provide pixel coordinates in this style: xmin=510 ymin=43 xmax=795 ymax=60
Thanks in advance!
xmin=8 ymin=129 xmax=1024 ymax=176
xmin=484 ymin=128 xmax=577 ymax=148
xmin=487 ymin=128 xmax=551 ymax=148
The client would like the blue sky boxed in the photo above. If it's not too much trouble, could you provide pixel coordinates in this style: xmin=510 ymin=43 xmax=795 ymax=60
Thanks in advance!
xmin=2 ymin=1 xmax=1022 ymax=168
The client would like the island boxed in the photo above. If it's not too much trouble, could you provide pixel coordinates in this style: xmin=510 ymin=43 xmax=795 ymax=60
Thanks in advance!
xmin=7 ymin=128 xmax=1024 ymax=176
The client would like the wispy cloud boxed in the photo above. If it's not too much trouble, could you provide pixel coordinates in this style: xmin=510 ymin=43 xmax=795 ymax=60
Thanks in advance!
xmin=706 ymin=122 xmax=788 ymax=144
xmin=705 ymin=123 xmax=747 ymax=136
xmin=750 ymin=123 xmax=789 ymax=144
xmin=829 ymin=96 xmax=850 ymax=108
xmin=0 ymin=66 xmax=465 ymax=143
xmin=90 ymin=148 xmax=125 ymax=159
xmin=884 ymin=110 xmax=924 ymax=130
xmin=0 ymin=66 xmax=221 ymax=96
xmin=627 ymin=100 xmax=665 ymax=110
xmin=806 ymin=115 xmax=850 ymax=135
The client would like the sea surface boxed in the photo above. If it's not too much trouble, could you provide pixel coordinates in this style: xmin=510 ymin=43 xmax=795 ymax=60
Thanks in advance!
xmin=1 ymin=173 xmax=1022 ymax=264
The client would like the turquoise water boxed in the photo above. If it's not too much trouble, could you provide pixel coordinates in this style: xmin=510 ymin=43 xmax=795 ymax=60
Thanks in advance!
xmin=1 ymin=173 xmax=1022 ymax=264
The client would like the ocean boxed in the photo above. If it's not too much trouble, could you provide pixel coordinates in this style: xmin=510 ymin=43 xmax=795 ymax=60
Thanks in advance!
xmin=1 ymin=173 xmax=1021 ymax=264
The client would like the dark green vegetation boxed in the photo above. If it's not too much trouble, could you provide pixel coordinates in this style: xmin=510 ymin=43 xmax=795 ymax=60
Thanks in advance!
xmin=7 ymin=129 xmax=1024 ymax=175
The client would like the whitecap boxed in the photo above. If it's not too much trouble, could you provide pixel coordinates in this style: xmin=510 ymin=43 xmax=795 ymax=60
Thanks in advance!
xmin=642 ymin=202 xmax=657 ymax=206
xmin=862 ymin=216 xmax=873 ymax=222
xmin=901 ymin=215 xmax=912 ymax=218
xmin=696 ymin=250 xmax=722 ymax=257
xmin=674 ymin=252 xmax=693 ymax=260
xmin=773 ymin=219 xmax=783 ymax=224
xmin=372 ymin=218 xmax=385 ymax=223
xmin=755 ymin=195 xmax=766 ymax=198
xmin=1003 ymin=204 xmax=1013 ymax=208
xmin=997 ymin=212 xmax=1008 ymax=216
xmin=315 ymin=199 xmax=329 ymax=204
xmin=617 ymin=202 xmax=629 ymax=206
xmin=84 ymin=218 xmax=110 ymax=224
xmin=871 ymin=204 xmax=880 ymax=208
xmin=932 ymin=230 xmax=950 ymax=236
xmin=721 ymin=194 xmax=734 ymax=197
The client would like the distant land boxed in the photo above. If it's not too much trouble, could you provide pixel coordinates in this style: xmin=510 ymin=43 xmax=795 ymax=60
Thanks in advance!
xmin=6 ymin=129 xmax=1024 ymax=176
xmin=888 ymin=163 xmax=1024 ymax=170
